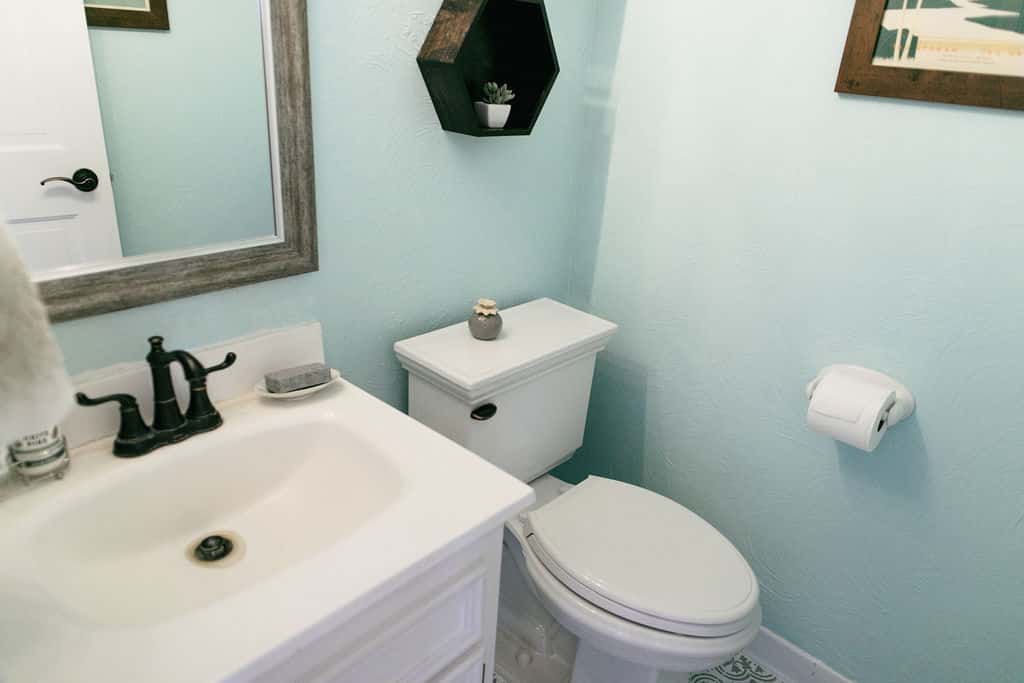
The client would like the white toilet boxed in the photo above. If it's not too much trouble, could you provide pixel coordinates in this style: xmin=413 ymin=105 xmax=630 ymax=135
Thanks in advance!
xmin=395 ymin=298 xmax=761 ymax=683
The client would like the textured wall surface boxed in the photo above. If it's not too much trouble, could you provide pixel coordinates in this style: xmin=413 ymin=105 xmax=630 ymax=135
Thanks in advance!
xmin=51 ymin=3 xmax=1024 ymax=681
xmin=57 ymin=1 xmax=599 ymax=410
xmin=88 ymin=0 xmax=275 ymax=256
xmin=556 ymin=2 xmax=1024 ymax=682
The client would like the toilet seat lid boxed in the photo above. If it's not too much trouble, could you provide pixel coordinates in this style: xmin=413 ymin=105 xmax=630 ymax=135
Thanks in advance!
xmin=525 ymin=476 xmax=758 ymax=636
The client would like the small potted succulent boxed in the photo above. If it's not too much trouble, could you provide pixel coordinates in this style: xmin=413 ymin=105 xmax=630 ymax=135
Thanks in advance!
xmin=474 ymin=82 xmax=515 ymax=129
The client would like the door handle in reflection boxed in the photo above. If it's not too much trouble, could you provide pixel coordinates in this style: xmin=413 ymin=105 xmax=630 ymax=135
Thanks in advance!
xmin=40 ymin=168 xmax=100 ymax=193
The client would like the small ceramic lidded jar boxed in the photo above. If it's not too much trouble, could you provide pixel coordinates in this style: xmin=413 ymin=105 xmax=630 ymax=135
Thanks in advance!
xmin=468 ymin=298 xmax=502 ymax=341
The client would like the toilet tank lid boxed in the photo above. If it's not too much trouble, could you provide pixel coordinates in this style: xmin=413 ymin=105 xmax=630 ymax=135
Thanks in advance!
xmin=394 ymin=298 xmax=618 ymax=402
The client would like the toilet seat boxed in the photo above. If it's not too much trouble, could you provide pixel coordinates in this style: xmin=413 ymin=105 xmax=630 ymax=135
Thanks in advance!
xmin=508 ymin=531 xmax=763 ymax=673
xmin=524 ymin=476 xmax=759 ymax=638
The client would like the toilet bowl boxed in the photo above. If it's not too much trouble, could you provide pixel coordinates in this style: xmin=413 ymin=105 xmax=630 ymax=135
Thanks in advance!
xmin=502 ymin=474 xmax=761 ymax=682
xmin=395 ymin=299 xmax=761 ymax=682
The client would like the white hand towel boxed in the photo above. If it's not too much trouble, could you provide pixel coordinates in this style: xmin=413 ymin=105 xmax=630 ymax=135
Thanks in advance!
xmin=0 ymin=227 xmax=74 ymax=446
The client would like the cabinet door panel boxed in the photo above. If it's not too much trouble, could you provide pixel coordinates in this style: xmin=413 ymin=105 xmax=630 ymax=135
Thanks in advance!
xmin=249 ymin=561 xmax=487 ymax=683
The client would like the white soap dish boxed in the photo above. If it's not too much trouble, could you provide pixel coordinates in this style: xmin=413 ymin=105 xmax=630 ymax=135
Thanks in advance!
xmin=255 ymin=368 xmax=342 ymax=400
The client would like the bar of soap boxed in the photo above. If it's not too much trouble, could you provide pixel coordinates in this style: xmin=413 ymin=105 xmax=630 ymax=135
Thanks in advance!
xmin=264 ymin=362 xmax=330 ymax=394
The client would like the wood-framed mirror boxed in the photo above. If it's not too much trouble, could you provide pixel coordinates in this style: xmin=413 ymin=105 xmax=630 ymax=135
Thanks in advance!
xmin=2 ymin=0 xmax=316 ymax=322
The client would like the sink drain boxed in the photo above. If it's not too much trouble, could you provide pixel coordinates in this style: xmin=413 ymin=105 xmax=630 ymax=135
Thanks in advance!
xmin=195 ymin=535 xmax=233 ymax=562
xmin=186 ymin=531 xmax=245 ymax=568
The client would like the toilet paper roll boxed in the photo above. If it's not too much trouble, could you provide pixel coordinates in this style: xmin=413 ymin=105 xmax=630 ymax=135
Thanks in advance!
xmin=806 ymin=371 xmax=896 ymax=452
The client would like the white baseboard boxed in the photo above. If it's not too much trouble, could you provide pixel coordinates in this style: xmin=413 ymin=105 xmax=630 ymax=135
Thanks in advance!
xmin=747 ymin=628 xmax=855 ymax=683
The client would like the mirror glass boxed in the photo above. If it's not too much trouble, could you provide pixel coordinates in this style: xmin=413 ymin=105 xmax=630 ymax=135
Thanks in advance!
xmin=0 ymin=0 xmax=281 ymax=281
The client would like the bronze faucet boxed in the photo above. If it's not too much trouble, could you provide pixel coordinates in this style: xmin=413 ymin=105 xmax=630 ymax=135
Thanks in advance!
xmin=76 ymin=336 xmax=236 ymax=457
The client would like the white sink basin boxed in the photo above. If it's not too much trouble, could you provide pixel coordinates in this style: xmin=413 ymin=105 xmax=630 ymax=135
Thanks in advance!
xmin=33 ymin=416 xmax=403 ymax=626
xmin=0 ymin=379 xmax=532 ymax=682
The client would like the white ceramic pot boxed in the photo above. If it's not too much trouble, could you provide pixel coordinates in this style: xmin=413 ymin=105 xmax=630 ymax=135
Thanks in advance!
xmin=474 ymin=102 xmax=511 ymax=129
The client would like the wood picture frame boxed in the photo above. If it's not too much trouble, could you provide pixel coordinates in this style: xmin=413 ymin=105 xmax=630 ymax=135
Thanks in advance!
xmin=836 ymin=0 xmax=1024 ymax=111
xmin=42 ymin=0 xmax=316 ymax=321
xmin=85 ymin=0 xmax=170 ymax=31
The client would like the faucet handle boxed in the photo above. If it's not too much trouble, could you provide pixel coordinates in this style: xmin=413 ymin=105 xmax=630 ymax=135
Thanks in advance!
xmin=205 ymin=352 xmax=237 ymax=376
xmin=75 ymin=391 xmax=138 ymax=410
xmin=75 ymin=392 xmax=156 ymax=457
xmin=175 ymin=352 xmax=237 ymax=432
xmin=174 ymin=351 xmax=237 ymax=384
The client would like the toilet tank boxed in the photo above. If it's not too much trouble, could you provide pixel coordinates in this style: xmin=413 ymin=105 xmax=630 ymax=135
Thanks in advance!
xmin=394 ymin=299 xmax=617 ymax=482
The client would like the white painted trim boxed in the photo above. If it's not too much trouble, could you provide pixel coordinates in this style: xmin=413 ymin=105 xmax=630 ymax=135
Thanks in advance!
xmin=747 ymin=628 xmax=856 ymax=683
xmin=259 ymin=0 xmax=286 ymax=246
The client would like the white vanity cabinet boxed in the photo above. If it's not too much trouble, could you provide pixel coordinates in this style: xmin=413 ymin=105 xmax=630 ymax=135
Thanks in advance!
xmin=0 ymin=326 xmax=533 ymax=683
xmin=242 ymin=529 xmax=504 ymax=683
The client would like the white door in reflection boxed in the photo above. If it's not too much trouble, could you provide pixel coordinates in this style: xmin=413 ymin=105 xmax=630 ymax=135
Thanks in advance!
xmin=0 ymin=0 xmax=122 ymax=272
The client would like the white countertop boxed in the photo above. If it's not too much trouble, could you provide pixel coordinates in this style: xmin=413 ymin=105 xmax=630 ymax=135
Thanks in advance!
xmin=0 ymin=380 xmax=533 ymax=682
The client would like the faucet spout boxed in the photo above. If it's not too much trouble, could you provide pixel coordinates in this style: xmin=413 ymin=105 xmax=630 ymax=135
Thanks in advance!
xmin=146 ymin=336 xmax=185 ymax=433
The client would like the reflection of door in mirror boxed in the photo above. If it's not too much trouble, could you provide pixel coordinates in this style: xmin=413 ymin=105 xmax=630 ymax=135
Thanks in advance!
xmin=0 ymin=0 xmax=123 ymax=273
xmin=2 ymin=0 xmax=279 ymax=281
xmin=87 ymin=0 xmax=278 ymax=261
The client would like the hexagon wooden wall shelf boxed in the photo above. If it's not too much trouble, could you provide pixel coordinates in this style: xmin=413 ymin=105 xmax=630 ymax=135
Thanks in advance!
xmin=417 ymin=0 xmax=559 ymax=137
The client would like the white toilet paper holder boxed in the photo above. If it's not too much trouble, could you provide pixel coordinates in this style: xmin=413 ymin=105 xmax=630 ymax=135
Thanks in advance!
xmin=805 ymin=365 xmax=916 ymax=427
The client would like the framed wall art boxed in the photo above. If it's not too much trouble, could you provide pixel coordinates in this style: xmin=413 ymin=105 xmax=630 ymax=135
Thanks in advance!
xmin=85 ymin=0 xmax=170 ymax=31
xmin=836 ymin=0 xmax=1024 ymax=110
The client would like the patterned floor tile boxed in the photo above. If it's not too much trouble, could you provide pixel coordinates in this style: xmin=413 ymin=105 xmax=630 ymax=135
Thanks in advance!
xmin=690 ymin=653 xmax=781 ymax=683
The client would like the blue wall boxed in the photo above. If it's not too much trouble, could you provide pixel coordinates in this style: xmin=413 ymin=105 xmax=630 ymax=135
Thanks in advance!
xmin=88 ymin=0 xmax=276 ymax=256
xmin=57 ymin=1 xmax=600 ymax=409
xmin=556 ymin=2 xmax=1024 ymax=681
xmin=55 ymin=3 xmax=1024 ymax=681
